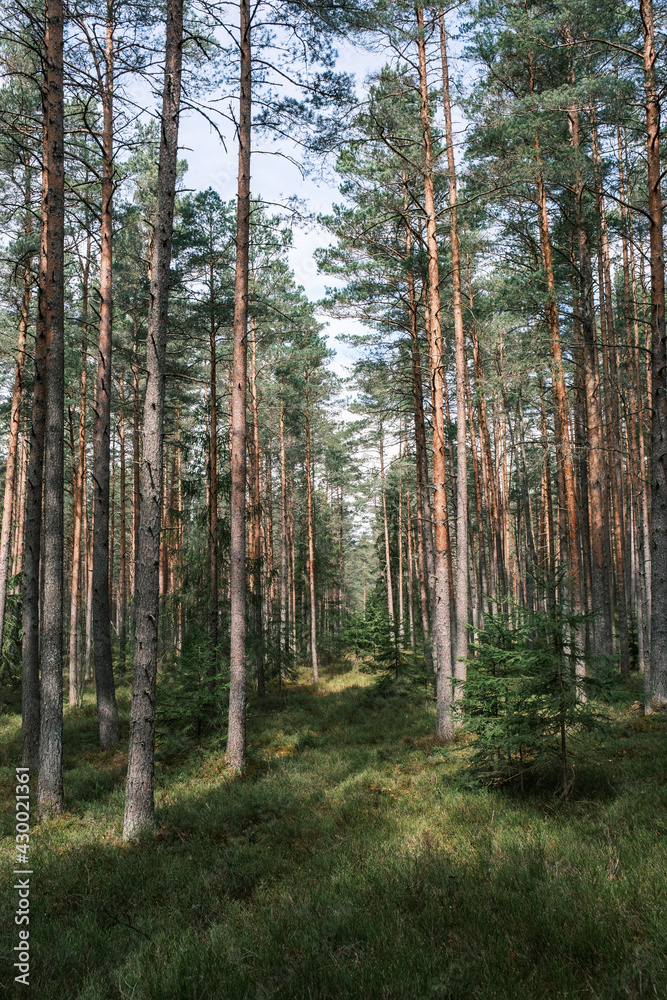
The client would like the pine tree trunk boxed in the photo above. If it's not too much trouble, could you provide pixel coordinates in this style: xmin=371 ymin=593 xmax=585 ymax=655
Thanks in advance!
xmin=515 ymin=396 xmax=538 ymax=610
xmin=85 ymin=472 xmax=94 ymax=681
xmin=617 ymin=126 xmax=647 ymax=671
xmin=589 ymin=127 xmax=617 ymax=640
xmin=168 ymin=451 xmax=178 ymax=644
xmin=539 ymin=383 xmax=556 ymax=594
xmin=38 ymin=0 xmax=66 ymax=817
xmin=464 ymin=350 xmax=486 ymax=622
xmin=623 ymin=159 xmax=652 ymax=675
xmin=248 ymin=316 xmax=265 ymax=695
xmin=585 ymin=110 xmax=615 ymax=656
xmin=208 ymin=261 xmax=219 ymax=684
xmin=12 ymin=431 xmax=28 ymax=583
xmin=398 ymin=477 xmax=405 ymax=643
xmin=249 ymin=318 xmax=264 ymax=694
xmin=289 ymin=480 xmax=297 ymax=665
xmin=22 ymin=179 xmax=47 ymax=772
xmin=534 ymin=143 xmax=582 ymax=619
xmin=582 ymin=85 xmax=629 ymax=669
xmin=118 ymin=377 xmax=127 ymax=671
xmin=305 ymin=378 xmax=318 ymax=682
xmin=279 ymin=392 xmax=288 ymax=674
xmin=132 ymin=307 xmax=140 ymax=606
xmin=264 ymin=446 xmax=274 ymax=630
xmin=417 ymin=7 xmax=454 ymax=738
xmin=0 ymin=167 xmax=32 ymax=657
xmin=379 ymin=420 xmax=394 ymax=627
xmin=600 ymin=278 xmax=630 ymax=672
xmin=175 ymin=408 xmax=183 ymax=652
xmin=69 ymin=296 xmax=89 ymax=705
xmin=439 ymin=8 xmax=468 ymax=691
xmin=640 ymin=0 xmax=667 ymax=705
xmin=227 ymin=0 xmax=251 ymax=769
xmin=403 ymin=181 xmax=431 ymax=643
xmin=123 ymin=0 xmax=183 ymax=840
xmin=92 ymin=12 xmax=120 ymax=748
xmin=405 ymin=489 xmax=416 ymax=649
xmin=470 ymin=322 xmax=503 ymax=599
xmin=337 ymin=488 xmax=344 ymax=632
xmin=110 ymin=426 xmax=116 ymax=627
xmin=571 ymin=268 xmax=592 ymax=625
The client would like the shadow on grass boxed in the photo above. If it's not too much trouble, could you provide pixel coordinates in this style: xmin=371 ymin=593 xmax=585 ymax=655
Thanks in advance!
xmin=1 ymin=668 xmax=667 ymax=999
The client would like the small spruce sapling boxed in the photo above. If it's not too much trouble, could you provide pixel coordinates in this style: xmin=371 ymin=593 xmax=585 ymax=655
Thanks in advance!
xmin=459 ymin=598 xmax=607 ymax=799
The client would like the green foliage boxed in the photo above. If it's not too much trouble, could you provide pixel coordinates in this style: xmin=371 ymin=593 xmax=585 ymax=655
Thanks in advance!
xmin=342 ymin=591 xmax=429 ymax=690
xmin=461 ymin=601 xmax=609 ymax=794
xmin=2 ymin=669 xmax=667 ymax=999
xmin=0 ymin=572 xmax=21 ymax=684
xmin=341 ymin=594 xmax=390 ymax=662
xmin=155 ymin=615 xmax=228 ymax=764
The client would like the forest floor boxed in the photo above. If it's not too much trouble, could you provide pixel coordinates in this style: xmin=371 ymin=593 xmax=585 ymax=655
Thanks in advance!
xmin=1 ymin=663 xmax=667 ymax=1000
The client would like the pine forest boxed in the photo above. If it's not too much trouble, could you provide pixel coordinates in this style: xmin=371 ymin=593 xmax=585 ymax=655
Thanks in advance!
xmin=1 ymin=0 xmax=667 ymax=996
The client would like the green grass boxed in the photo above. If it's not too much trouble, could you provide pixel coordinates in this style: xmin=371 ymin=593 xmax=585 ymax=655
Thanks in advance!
xmin=1 ymin=665 xmax=667 ymax=999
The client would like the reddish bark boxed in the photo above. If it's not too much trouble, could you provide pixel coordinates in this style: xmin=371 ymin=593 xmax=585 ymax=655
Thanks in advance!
xmin=416 ymin=6 xmax=454 ymax=738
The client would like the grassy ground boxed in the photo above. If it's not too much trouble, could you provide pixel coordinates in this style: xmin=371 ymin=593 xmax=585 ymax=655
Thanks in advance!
xmin=1 ymin=664 xmax=667 ymax=999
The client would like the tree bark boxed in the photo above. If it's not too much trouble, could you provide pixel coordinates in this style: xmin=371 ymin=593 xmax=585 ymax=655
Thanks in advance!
xmin=110 ymin=425 xmax=116 ymax=628
xmin=416 ymin=7 xmax=454 ymax=739
xmin=208 ymin=256 xmax=219 ymax=684
xmin=69 ymin=270 xmax=89 ymax=705
xmin=0 ymin=166 xmax=32 ymax=658
xmin=598 ymin=240 xmax=630 ymax=673
xmin=175 ymin=407 xmax=183 ymax=652
xmin=622 ymin=140 xmax=652 ymax=676
xmin=123 ymin=0 xmax=183 ymax=840
xmin=227 ymin=0 xmax=251 ymax=769
xmin=397 ymin=476 xmax=405 ymax=643
xmin=132 ymin=305 xmax=140 ymax=606
xmin=22 ymin=186 xmax=47 ymax=773
xmin=12 ymin=431 xmax=28 ymax=583
xmin=379 ymin=418 xmax=394 ymax=627
xmin=264 ymin=445 xmax=274 ymax=630
xmin=84 ymin=464 xmax=94 ymax=681
xmin=464 ymin=347 xmax=486 ymax=622
xmin=639 ymin=0 xmax=667 ymax=705
xmin=289 ymin=477 xmax=297 ymax=665
xmin=118 ymin=376 xmax=127 ymax=671
xmin=279 ymin=390 xmax=288 ymax=675
xmin=305 ymin=377 xmax=318 ymax=682
xmin=539 ymin=381 xmax=556 ymax=596
xmin=92 ymin=10 xmax=120 ymax=748
xmin=586 ymin=109 xmax=615 ymax=656
xmin=438 ymin=8 xmax=468 ymax=692
xmin=403 ymin=178 xmax=431 ymax=643
xmin=470 ymin=321 xmax=503 ymax=599
xmin=37 ymin=0 xmax=66 ymax=817
xmin=617 ymin=124 xmax=646 ymax=671
xmin=249 ymin=317 xmax=264 ymax=694
xmin=534 ymin=143 xmax=582 ymax=618
xmin=405 ymin=489 xmax=416 ymax=648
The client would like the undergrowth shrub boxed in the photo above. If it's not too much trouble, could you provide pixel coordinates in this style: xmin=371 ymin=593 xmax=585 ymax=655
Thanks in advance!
xmin=156 ymin=613 xmax=228 ymax=762
xmin=460 ymin=600 xmax=610 ymax=798
xmin=0 ymin=571 xmax=21 ymax=684
xmin=341 ymin=593 xmax=430 ymax=690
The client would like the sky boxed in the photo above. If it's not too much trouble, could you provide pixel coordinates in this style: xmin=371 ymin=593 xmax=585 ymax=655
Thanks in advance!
xmin=176 ymin=37 xmax=386 ymax=382
xmin=175 ymin=18 xmax=469 ymax=388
